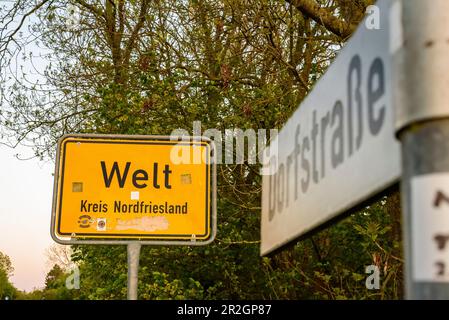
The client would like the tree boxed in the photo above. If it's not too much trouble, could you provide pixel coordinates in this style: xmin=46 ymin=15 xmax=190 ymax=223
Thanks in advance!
xmin=45 ymin=244 xmax=74 ymax=271
xmin=38 ymin=264 xmax=77 ymax=299
xmin=286 ymin=0 xmax=370 ymax=40
xmin=0 ymin=269 xmax=17 ymax=300
xmin=1 ymin=0 xmax=402 ymax=300
xmin=45 ymin=264 xmax=64 ymax=289
xmin=0 ymin=251 xmax=18 ymax=299
xmin=0 ymin=251 xmax=14 ymax=278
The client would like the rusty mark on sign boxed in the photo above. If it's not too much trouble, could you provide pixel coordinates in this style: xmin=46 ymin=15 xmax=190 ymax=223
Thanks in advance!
xmin=181 ymin=173 xmax=192 ymax=184
xmin=72 ymin=182 xmax=83 ymax=192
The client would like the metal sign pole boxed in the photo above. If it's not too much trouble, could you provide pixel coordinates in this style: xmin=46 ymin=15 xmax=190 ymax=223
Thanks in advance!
xmin=397 ymin=0 xmax=449 ymax=299
xmin=127 ymin=243 xmax=141 ymax=300
xmin=400 ymin=121 xmax=449 ymax=299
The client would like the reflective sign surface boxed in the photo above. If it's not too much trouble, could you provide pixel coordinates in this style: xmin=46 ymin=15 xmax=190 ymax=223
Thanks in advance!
xmin=51 ymin=135 xmax=215 ymax=244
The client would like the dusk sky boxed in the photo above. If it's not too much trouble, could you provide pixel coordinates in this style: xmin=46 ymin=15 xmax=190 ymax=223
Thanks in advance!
xmin=0 ymin=5 xmax=56 ymax=292
xmin=0 ymin=144 xmax=54 ymax=291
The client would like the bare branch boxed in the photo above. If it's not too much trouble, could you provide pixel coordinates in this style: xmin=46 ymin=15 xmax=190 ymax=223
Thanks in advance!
xmin=286 ymin=0 xmax=357 ymax=40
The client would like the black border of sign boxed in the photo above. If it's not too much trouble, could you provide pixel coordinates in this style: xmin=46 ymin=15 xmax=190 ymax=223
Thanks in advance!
xmin=54 ymin=136 xmax=212 ymax=242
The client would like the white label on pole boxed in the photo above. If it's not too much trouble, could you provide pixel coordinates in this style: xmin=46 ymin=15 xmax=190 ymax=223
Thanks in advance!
xmin=260 ymin=0 xmax=401 ymax=256
xmin=412 ymin=173 xmax=449 ymax=282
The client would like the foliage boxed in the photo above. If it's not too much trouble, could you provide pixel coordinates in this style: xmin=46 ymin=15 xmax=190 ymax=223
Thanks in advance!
xmin=0 ymin=268 xmax=18 ymax=300
xmin=0 ymin=0 xmax=404 ymax=300
xmin=261 ymin=192 xmax=403 ymax=299
xmin=0 ymin=251 xmax=14 ymax=278
xmin=140 ymin=272 xmax=205 ymax=300
xmin=0 ymin=251 xmax=18 ymax=300
xmin=18 ymin=264 xmax=80 ymax=300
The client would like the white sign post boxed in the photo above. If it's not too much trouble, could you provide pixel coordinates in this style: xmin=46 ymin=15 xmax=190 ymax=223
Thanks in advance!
xmin=260 ymin=0 xmax=401 ymax=256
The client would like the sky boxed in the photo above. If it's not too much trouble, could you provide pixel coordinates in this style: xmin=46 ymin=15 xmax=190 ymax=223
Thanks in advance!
xmin=0 ymin=2 xmax=57 ymax=292
xmin=0 ymin=144 xmax=54 ymax=292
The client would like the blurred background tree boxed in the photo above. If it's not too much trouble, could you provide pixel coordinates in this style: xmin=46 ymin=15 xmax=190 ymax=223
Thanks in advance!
xmin=0 ymin=251 xmax=18 ymax=299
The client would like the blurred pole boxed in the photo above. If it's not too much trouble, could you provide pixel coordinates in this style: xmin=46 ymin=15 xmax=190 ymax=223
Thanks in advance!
xmin=397 ymin=0 xmax=449 ymax=299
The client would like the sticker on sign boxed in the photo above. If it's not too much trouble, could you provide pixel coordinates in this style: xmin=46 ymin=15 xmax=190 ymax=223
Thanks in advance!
xmin=260 ymin=0 xmax=401 ymax=256
xmin=51 ymin=134 xmax=216 ymax=245
xmin=412 ymin=173 xmax=449 ymax=283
